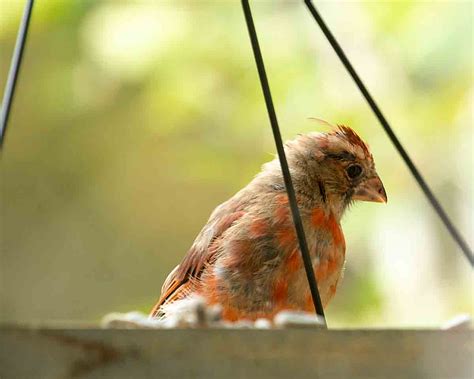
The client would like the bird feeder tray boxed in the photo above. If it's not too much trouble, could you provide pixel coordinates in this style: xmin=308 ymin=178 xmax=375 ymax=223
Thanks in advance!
xmin=1 ymin=326 xmax=472 ymax=378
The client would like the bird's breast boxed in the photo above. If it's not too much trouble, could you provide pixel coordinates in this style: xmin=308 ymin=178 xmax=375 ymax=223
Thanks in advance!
xmin=283 ymin=207 xmax=346 ymax=309
xmin=198 ymin=206 xmax=346 ymax=319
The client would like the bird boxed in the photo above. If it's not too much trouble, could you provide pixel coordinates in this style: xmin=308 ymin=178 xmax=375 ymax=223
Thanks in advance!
xmin=150 ymin=123 xmax=387 ymax=322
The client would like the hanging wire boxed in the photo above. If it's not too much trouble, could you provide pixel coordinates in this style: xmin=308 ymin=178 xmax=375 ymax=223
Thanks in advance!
xmin=0 ymin=0 xmax=35 ymax=149
xmin=304 ymin=0 xmax=473 ymax=267
xmin=241 ymin=0 xmax=326 ymax=324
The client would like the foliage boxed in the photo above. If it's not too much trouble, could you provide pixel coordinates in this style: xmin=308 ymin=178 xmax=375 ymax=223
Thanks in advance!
xmin=1 ymin=0 xmax=472 ymax=327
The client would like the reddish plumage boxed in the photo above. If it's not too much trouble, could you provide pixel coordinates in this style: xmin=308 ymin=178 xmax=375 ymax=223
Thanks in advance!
xmin=150 ymin=124 xmax=386 ymax=321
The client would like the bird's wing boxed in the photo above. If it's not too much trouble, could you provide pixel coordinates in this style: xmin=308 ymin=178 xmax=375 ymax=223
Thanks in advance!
xmin=150 ymin=200 xmax=245 ymax=317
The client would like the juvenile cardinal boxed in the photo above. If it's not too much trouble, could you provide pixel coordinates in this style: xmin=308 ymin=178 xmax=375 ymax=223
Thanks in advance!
xmin=150 ymin=124 xmax=386 ymax=321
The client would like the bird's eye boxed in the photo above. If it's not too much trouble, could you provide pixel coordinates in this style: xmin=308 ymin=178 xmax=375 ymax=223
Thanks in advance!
xmin=346 ymin=164 xmax=363 ymax=179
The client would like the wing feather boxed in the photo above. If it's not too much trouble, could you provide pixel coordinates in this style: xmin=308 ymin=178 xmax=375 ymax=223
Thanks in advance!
xmin=150 ymin=200 xmax=245 ymax=317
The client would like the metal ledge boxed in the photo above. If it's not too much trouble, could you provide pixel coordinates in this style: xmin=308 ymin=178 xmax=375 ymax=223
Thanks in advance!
xmin=0 ymin=326 xmax=472 ymax=378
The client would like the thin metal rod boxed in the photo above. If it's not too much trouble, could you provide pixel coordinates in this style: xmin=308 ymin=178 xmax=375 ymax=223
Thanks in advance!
xmin=304 ymin=0 xmax=473 ymax=267
xmin=0 ymin=0 xmax=35 ymax=149
xmin=241 ymin=0 xmax=326 ymax=324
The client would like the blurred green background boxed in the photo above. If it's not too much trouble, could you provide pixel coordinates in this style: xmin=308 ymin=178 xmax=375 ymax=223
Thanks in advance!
xmin=1 ymin=0 xmax=472 ymax=328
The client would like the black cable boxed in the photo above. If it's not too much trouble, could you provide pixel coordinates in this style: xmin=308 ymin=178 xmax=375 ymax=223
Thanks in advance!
xmin=241 ymin=0 xmax=327 ymax=324
xmin=0 ymin=0 xmax=35 ymax=149
xmin=304 ymin=0 xmax=473 ymax=267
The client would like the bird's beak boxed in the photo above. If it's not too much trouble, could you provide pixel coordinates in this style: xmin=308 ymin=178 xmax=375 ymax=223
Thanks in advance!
xmin=353 ymin=176 xmax=387 ymax=203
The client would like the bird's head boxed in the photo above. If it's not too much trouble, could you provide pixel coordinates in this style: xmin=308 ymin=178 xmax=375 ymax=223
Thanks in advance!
xmin=282 ymin=124 xmax=387 ymax=216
